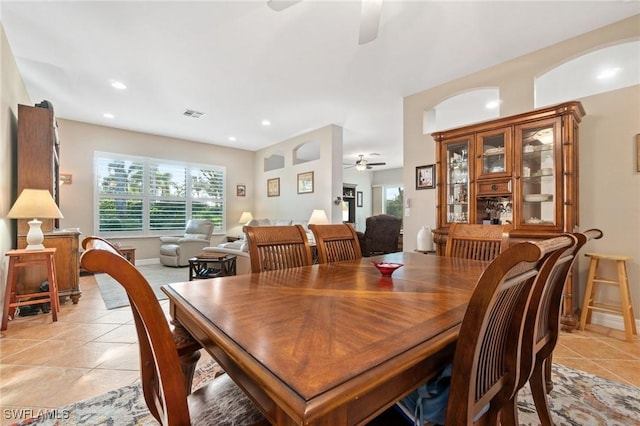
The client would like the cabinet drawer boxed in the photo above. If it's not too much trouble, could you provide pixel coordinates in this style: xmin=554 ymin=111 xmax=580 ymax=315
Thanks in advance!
xmin=477 ymin=179 xmax=512 ymax=196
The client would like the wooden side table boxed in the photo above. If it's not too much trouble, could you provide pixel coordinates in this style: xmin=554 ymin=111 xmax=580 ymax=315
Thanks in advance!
xmin=118 ymin=246 xmax=136 ymax=265
xmin=2 ymin=248 xmax=60 ymax=330
xmin=188 ymin=254 xmax=237 ymax=280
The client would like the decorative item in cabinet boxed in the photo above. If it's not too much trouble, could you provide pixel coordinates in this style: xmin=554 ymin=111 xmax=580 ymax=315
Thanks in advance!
xmin=17 ymin=230 xmax=81 ymax=304
xmin=515 ymin=118 xmax=563 ymax=230
xmin=476 ymin=127 xmax=512 ymax=178
xmin=442 ymin=139 xmax=472 ymax=225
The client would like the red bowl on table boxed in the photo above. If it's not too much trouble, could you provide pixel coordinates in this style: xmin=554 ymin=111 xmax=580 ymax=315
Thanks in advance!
xmin=371 ymin=261 xmax=403 ymax=277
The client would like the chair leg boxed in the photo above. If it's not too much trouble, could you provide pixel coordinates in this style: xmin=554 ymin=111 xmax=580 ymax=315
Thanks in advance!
xmin=579 ymin=257 xmax=599 ymax=330
xmin=499 ymin=396 xmax=519 ymax=426
xmin=530 ymin=359 xmax=554 ymax=426
xmin=544 ymin=355 xmax=553 ymax=393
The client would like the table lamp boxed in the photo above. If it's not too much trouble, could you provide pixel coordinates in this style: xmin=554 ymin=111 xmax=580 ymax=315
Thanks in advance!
xmin=7 ymin=188 xmax=64 ymax=250
xmin=308 ymin=209 xmax=329 ymax=225
xmin=238 ymin=211 xmax=253 ymax=224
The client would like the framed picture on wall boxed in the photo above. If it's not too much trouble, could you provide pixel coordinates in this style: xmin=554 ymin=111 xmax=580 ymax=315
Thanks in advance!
xmin=356 ymin=191 xmax=363 ymax=207
xmin=416 ymin=164 xmax=435 ymax=189
xmin=267 ymin=178 xmax=280 ymax=197
xmin=236 ymin=184 xmax=246 ymax=197
xmin=297 ymin=171 xmax=314 ymax=194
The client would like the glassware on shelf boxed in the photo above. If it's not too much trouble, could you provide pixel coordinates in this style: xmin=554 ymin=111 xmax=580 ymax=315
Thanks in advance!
xmin=520 ymin=125 xmax=556 ymax=226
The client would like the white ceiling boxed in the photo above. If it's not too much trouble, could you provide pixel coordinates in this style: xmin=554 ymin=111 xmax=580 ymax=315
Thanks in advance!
xmin=2 ymin=1 xmax=639 ymax=170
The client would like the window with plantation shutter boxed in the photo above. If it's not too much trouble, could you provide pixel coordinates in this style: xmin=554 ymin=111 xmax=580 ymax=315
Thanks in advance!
xmin=95 ymin=152 xmax=225 ymax=236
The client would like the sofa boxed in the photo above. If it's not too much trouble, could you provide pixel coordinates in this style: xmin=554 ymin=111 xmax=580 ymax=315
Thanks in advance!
xmin=202 ymin=218 xmax=313 ymax=275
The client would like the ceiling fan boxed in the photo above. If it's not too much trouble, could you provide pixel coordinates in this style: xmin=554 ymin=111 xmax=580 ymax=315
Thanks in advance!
xmin=346 ymin=154 xmax=386 ymax=171
xmin=267 ymin=0 xmax=383 ymax=45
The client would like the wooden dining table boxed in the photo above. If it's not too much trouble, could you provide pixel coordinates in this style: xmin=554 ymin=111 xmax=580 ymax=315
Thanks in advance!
xmin=162 ymin=251 xmax=488 ymax=425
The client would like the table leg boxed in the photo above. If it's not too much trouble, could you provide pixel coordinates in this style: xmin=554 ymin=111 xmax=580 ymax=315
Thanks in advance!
xmin=172 ymin=319 xmax=202 ymax=395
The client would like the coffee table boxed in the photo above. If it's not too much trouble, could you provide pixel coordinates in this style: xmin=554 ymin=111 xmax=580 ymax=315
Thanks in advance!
xmin=188 ymin=254 xmax=236 ymax=280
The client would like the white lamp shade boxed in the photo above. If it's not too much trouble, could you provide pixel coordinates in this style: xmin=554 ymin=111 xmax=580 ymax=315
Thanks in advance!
xmin=308 ymin=209 xmax=329 ymax=225
xmin=238 ymin=211 xmax=253 ymax=224
xmin=7 ymin=189 xmax=63 ymax=219
xmin=8 ymin=189 xmax=63 ymax=250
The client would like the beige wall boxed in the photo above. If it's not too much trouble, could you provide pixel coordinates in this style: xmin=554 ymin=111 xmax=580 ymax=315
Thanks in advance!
xmin=1 ymin=25 xmax=31 ymax=314
xmin=254 ymin=124 xmax=343 ymax=225
xmin=57 ymin=119 xmax=255 ymax=261
xmin=403 ymin=15 xmax=640 ymax=322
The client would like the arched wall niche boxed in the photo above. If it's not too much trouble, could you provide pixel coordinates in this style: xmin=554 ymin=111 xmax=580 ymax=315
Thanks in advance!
xmin=535 ymin=39 xmax=640 ymax=108
xmin=264 ymin=151 xmax=285 ymax=172
xmin=423 ymin=88 xmax=501 ymax=134
xmin=293 ymin=140 xmax=320 ymax=165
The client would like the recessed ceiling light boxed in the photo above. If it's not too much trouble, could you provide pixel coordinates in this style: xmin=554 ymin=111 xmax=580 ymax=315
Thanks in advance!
xmin=229 ymin=136 xmax=237 ymax=141
xmin=485 ymin=100 xmax=501 ymax=109
xmin=110 ymin=80 xmax=127 ymax=90
xmin=103 ymin=113 xmax=115 ymax=119
xmin=261 ymin=119 xmax=271 ymax=126
xmin=597 ymin=67 xmax=621 ymax=80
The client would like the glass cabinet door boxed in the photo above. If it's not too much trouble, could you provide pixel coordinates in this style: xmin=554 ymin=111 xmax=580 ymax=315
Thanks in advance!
xmin=476 ymin=127 xmax=511 ymax=178
xmin=445 ymin=140 xmax=470 ymax=224
xmin=517 ymin=119 xmax=560 ymax=227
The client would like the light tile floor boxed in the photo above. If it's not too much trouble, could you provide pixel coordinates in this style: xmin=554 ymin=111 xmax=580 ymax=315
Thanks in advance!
xmin=1 ymin=275 xmax=638 ymax=425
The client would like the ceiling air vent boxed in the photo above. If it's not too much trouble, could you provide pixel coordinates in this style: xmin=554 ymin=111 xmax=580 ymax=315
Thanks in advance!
xmin=183 ymin=109 xmax=205 ymax=118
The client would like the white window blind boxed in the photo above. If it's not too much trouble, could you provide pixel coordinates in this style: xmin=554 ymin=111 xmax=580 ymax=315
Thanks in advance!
xmin=95 ymin=152 xmax=225 ymax=236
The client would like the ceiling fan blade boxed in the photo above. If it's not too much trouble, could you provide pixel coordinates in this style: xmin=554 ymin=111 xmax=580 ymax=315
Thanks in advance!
xmin=367 ymin=162 xmax=386 ymax=166
xmin=358 ymin=0 xmax=382 ymax=45
xmin=267 ymin=0 xmax=302 ymax=12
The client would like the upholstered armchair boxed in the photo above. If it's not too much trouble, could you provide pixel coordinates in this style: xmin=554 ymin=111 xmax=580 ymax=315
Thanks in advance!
xmin=159 ymin=219 xmax=214 ymax=267
xmin=356 ymin=214 xmax=402 ymax=257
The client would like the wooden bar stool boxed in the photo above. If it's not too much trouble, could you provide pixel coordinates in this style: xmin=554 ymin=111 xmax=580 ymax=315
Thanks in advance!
xmin=579 ymin=253 xmax=637 ymax=342
xmin=2 ymin=248 xmax=60 ymax=331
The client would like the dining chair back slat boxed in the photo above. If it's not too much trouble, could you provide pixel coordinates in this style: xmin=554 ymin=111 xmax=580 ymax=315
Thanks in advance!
xmin=445 ymin=223 xmax=510 ymax=261
xmin=245 ymin=225 xmax=313 ymax=273
xmin=309 ymin=223 xmax=362 ymax=264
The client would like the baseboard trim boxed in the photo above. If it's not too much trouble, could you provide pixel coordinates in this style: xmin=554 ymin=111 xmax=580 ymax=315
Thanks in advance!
xmin=590 ymin=311 xmax=640 ymax=331
xmin=136 ymin=258 xmax=161 ymax=267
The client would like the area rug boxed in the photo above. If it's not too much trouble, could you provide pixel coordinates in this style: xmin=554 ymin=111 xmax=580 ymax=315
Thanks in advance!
xmin=94 ymin=264 xmax=190 ymax=309
xmin=8 ymin=363 xmax=640 ymax=425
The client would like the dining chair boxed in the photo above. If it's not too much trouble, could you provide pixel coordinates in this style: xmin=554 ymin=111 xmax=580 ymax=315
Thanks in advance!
xmin=444 ymin=222 xmax=510 ymax=261
xmin=444 ymin=235 xmax=575 ymax=425
xmin=503 ymin=229 xmax=603 ymax=426
xmin=244 ymin=224 xmax=313 ymax=273
xmin=81 ymin=235 xmax=122 ymax=253
xmin=80 ymin=238 xmax=267 ymax=426
xmin=308 ymin=223 xmax=362 ymax=264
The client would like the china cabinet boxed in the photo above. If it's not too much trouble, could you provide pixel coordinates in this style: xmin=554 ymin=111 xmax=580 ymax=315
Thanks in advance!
xmin=17 ymin=103 xmax=60 ymax=235
xmin=432 ymin=101 xmax=584 ymax=327
xmin=16 ymin=103 xmax=82 ymax=303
